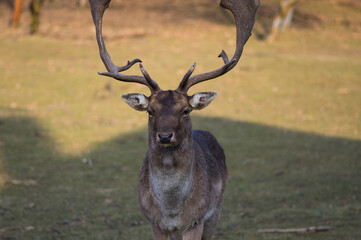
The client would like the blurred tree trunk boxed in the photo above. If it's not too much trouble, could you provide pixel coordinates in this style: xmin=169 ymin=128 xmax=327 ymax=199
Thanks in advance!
xmin=77 ymin=0 xmax=87 ymax=8
xmin=268 ymin=0 xmax=298 ymax=42
xmin=30 ymin=0 xmax=45 ymax=34
xmin=11 ymin=0 xmax=23 ymax=27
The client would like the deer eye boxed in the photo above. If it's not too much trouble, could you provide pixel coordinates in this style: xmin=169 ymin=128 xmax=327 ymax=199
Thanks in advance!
xmin=182 ymin=109 xmax=191 ymax=116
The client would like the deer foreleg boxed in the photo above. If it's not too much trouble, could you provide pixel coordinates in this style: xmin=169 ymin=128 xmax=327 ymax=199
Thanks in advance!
xmin=150 ymin=224 xmax=170 ymax=240
xmin=182 ymin=223 xmax=204 ymax=240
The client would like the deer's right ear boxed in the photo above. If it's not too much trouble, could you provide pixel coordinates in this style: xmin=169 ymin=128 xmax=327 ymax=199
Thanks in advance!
xmin=121 ymin=93 xmax=149 ymax=111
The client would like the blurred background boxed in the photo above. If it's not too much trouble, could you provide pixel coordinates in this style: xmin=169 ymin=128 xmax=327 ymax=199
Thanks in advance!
xmin=0 ymin=0 xmax=360 ymax=239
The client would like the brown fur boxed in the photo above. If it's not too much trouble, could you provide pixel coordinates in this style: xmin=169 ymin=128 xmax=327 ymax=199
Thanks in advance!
xmin=138 ymin=91 xmax=228 ymax=240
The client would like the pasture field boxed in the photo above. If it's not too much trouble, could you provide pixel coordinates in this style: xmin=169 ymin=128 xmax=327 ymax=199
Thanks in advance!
xmin=0 ymin=0 xmax=360 ymax=239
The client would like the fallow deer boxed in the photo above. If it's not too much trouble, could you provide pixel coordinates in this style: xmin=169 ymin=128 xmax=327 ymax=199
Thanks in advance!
xmin=89 ymin=0 xmax=259 ymax=239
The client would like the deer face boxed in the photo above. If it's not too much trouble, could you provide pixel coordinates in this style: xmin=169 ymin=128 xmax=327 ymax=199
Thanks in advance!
xmin=121 ymin=90 xmax=217 ymax=147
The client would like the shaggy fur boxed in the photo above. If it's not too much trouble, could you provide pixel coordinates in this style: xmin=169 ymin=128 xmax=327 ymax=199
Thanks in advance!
xmin=127 ymin=91 xmax=228 ymax=240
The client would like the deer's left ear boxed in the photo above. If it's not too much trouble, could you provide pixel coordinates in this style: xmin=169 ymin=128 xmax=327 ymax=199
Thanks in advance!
xmin=121 ymin=93 xmax=149 ymax=111
xmin=189 ymin=91 xmax=217 ymax=110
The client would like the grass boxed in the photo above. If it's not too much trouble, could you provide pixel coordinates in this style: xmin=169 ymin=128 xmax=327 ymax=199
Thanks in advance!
xmin=0 ymin=0 xmax=360 ymax=239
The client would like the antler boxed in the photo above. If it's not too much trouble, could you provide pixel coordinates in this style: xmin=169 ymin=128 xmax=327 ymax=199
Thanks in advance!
xmin=177 ymin=0 xmax=260 ymax=93
xmin=89 ymin=0 xmax=161 ymax=93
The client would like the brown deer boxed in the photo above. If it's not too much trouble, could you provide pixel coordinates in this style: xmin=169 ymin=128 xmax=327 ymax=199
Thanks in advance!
xmin=88 ymin=0 xmax=259 ymax=239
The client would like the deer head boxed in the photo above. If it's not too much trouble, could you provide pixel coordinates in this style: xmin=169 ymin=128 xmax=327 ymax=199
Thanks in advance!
xmin=89 ymin=0 xmax=259 ymax=148
xmin=121 ymin=90 xmax=217 ymax=148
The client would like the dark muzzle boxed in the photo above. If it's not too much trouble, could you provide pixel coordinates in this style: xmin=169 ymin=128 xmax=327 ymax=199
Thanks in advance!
xmin=157 ymin=133 xmax=174 ymax=144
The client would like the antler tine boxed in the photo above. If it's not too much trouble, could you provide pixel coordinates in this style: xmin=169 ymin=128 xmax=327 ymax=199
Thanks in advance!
xmin=177 ymin=62 xmax=197 ymax=91
xmin=139 ymin=63 xmax=161 ymax=91
xmin=89 ymin=0 xmax=161 ymax=93
xmin=177 ymin=0 xmax=260 ymax=93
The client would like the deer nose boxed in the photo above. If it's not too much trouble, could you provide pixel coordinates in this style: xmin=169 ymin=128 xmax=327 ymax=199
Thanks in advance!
xmin=157 ymin=133 xmax=174 ymax=144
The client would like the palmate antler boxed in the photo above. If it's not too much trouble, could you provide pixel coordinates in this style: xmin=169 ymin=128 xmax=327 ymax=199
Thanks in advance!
xmin=89 ymin=0 xmax=259 ymax=94
xmin=88 ymin=0 xmax=161 ymax=93
xmin=177 ymin=0 xmax=260 ymax=93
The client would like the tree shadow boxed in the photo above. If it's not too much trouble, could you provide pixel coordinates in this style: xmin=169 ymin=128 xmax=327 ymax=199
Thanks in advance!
xmin=0 ymin=113 xmax=360 ymax=239
xmin=1 ymin=0 xmax=13 ymax=9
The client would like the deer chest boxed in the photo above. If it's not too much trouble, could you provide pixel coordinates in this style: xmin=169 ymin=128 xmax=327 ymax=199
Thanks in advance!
xmin=150 ymin=168 xmax=192 ymax=211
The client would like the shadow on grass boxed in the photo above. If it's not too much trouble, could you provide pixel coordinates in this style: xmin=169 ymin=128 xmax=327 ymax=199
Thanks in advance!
xmin=0 ymin=113 xmax=360 ymax=239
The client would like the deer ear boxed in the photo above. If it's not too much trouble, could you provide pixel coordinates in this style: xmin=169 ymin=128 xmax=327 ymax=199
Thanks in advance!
xmin=121 ymin=93 xmax=149 ymax=111
xmin=189 ymin=91 xmax=217 ymax=110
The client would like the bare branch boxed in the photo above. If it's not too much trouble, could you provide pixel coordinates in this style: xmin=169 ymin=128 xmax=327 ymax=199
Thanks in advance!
xmin=257 ymin=226 xmax=332 ymax=234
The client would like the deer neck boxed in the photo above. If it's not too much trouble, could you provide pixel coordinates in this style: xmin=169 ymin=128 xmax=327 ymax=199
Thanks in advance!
xmin=147 ymin=134 xmax=194 ymax=212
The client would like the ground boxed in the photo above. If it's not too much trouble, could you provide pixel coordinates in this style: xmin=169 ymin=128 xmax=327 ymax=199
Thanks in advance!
xmin=0 ymin=0 xmax=360 ymax=239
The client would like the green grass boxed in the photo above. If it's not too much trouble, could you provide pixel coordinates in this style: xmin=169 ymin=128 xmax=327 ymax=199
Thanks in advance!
xmin=0 ymin=0 xmax=360 ymax=239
